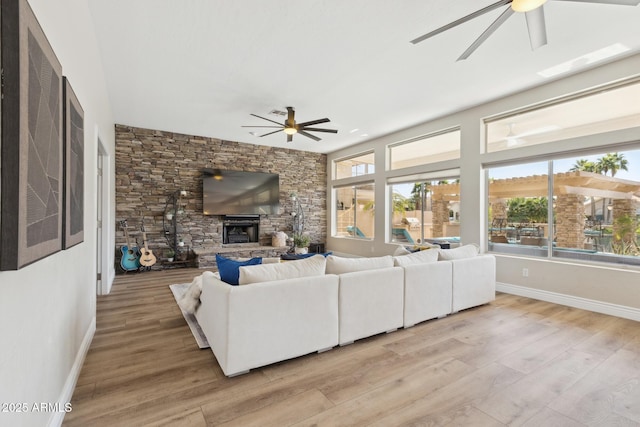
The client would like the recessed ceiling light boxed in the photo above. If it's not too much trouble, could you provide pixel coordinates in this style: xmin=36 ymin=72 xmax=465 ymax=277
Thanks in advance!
xmin=349 ymin=128 xmax=360 ymax=133
xmin=537 ymin=43 xmax=630 ymax=78
xmin=360 ymin=133 xmax=369 ymax=137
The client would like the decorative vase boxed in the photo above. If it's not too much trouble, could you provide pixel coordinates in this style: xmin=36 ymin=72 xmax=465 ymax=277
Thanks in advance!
xmin=294 ymin=247 xmax=308 ymax=254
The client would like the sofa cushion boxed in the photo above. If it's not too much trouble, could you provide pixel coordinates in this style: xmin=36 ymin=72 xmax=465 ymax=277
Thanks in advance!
xmin=325 ymin=255 xmax=393 ymax=275
xmin=438 ymin=244 xmax=479 ymax=260
xmin=238 ymin=254 xmax=327 ymax=285
xmin=216 ymin=254 xmax=262 ymax=285
xmin=393 ymin=247 xmax=439 ymax=266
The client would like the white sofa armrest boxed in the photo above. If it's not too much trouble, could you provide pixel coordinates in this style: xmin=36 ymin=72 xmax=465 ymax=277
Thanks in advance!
xmin=196 ymin=273 xmax=339 ymax=376
xmin=403 ymin=261 xmax=453 ymax=327
xmin=195 ymin=275 xmax=231 ymax=372
xmin=338 ymin=267 xmax=404 ymax=345
xmin=451 ymin=254 xmax=496 ymax=312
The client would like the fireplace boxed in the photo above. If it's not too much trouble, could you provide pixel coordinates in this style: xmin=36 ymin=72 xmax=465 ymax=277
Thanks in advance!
xmin=222 ymin=216 xmax=260 ymax=244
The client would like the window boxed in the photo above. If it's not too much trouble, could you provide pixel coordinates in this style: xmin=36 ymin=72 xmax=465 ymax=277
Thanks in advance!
xmin=389 ymin=129 xmax=460 ymax=170
xmin=487 ymin=147 xmax=640 ymax=266
xmin=486 ymin=80 xmax=640 ymax=153
xmin=334 ymin=183 xmax=375 ymax=239
xmin=335 ymin=152 xmax=375 ymax=180
xmin=389 ymin=178 xmax=460 ymax=246
xmin=488 ymin=162 xmax=550 ymax=257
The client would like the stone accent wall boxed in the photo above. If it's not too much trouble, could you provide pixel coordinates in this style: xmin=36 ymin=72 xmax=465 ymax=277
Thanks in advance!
xmin=115 ymin=124 xmax=327 ymax=270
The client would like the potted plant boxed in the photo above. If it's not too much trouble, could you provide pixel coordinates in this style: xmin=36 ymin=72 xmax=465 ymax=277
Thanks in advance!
xmin=293 ymin=233 xmax=311 ymax=254
xmin=166 ymin=248 xmax=175 ymax=262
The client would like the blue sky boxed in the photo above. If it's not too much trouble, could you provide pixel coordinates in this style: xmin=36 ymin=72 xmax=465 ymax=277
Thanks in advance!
xmin=489 ymin=149 xmax=640 ymax=181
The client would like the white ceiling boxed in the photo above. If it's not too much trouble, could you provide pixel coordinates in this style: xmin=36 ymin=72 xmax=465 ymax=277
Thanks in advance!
xmin=88 ymin=0 xmax=640 ymax=154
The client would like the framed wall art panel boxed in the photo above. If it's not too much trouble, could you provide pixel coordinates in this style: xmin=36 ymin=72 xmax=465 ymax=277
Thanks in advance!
xmin=62 ymin=77 xmax=84 ymax=249
xmin=1 ymin=0 xmax=64 ymax=270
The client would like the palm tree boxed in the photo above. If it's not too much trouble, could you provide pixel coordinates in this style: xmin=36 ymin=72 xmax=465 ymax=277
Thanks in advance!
xmin=390 ymin=193 xmax=409 ymax=215
xmin=596 ymin=153 xmax=629 ymax=222
xmin=603 ymin=152 xmax=628 ymax=177
xmin=596 ymin=152 xmax=628 ymax=178
xmin=570 ymin=159 xmax=597 ymax=173
xmin=410 ymin=183 xmax=424 ymax=211
xmin=570 ymin=159 xmax=598 ymax=219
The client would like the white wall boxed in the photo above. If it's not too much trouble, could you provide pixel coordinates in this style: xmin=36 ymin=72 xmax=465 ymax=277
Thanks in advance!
xmin=0 ymin=1 xmax=115 ymax=426
xmin=327 ymin=53 xmax=640 ymax=316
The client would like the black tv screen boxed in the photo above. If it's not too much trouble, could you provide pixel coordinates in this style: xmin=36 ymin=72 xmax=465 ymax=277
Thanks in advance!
xmin=202 ymin=169 xmax=280 ymax=215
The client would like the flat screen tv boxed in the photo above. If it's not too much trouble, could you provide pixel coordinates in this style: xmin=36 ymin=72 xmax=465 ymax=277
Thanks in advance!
xmin=202 ymin=169 xmax=280 ymax=215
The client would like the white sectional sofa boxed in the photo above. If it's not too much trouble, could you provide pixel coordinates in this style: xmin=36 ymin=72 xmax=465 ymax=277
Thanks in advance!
xmin=192 ymin=245 xmax=495 ymax=377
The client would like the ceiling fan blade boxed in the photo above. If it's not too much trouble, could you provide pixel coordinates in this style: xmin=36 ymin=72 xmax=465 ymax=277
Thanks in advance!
xmin=297 ymin=118 xmax=330 ymax=127
xmin=250 ymin=113 xmax=284 ymax=126
xmin=411 ymin=0 xmax=512 ymax=44
xmin=259 ymin=129 xmax=283 ymax=137
xmin=241 ymin=125 xmax=282 ymax=128
xmin=554 ymin=0 xmax=639 ymax=5
xmin=298 ymin=130 xmax=321 ymax=142
xmin=300 ymin=127 xmax=338 ymax=133
xmin=286 ymin=106 xmax=295 ymax=128
xmin=287 ymin=134 xmax=293 ymax=143
xmin=525 ymin=6 xmax=547 ymax=50
xmin=458 ymin=6 xmax=515 ymax=61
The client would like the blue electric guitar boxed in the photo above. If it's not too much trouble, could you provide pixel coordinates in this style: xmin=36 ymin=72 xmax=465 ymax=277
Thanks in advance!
xmin=119 ymin=220 xmax=141 ymax=272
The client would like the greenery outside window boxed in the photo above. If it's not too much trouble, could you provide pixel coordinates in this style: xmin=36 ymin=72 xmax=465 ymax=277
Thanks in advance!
xmin=389 ymin=178 xmax=460 ymax=246
xmin=334 ymin=183 xmax=375 ymax=239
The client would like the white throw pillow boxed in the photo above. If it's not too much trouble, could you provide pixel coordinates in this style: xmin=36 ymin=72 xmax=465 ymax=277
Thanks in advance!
xmin=325 ymin=255 xmax=394 ymax=275
xmin=393 ymin=248 xmax=439 ymax=267
xmin=393 ymin=245 xmax=412 ymax=256
xmin=238 ymin=254 xmax=326 ymax=285
xmin=438 ymin=244 xmax=479 ymax=260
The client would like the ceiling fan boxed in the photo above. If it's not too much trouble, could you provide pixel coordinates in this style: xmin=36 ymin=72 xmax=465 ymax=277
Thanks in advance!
xmin=242 ymin=107 xmax=338 ymax=142
xmin=410 ymin=0 xmax=640 ymax=61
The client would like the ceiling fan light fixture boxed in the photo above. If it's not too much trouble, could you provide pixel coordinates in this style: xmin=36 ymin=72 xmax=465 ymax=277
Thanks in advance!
xmin=511 ymin=0 xmax=547 ymax=13
xmin=283 ymin=127 xmax=297 ymax=135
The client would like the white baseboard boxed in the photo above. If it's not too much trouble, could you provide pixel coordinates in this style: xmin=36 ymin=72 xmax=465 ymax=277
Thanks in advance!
xmin=497 ymin=282 xmax=640 ymax=322
xmin=48 ymin=316 xmax=96 ymax=427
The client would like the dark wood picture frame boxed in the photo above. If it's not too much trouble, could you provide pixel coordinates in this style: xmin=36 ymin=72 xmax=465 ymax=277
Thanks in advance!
xmin=63 ymin=77 xmax=84 ymax=249
xmin=1 ymin=0 xmax=64 ymax=270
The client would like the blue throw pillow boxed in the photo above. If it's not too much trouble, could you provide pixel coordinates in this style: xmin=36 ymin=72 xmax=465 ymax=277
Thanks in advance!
xmin=215 ymin=254 xmax=262 ymax=285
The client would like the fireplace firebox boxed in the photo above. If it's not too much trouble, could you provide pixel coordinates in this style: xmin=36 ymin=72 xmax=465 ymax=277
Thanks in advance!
xmin=222 ymin=216 xmax=260 ymax=245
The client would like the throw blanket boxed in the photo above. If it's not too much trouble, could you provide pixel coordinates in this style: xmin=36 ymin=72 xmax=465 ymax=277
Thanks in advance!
xmin=178 ymin=271 xmax=216 ymax=314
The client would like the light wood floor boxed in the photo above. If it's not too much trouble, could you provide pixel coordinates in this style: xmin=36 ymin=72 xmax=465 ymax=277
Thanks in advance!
xmin=64 ymin=268 xmax=640 ymax=426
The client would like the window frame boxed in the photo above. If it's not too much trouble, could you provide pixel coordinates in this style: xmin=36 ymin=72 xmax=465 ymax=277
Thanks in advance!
xmin=387 ymin=127 xmax=461 ymax=171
